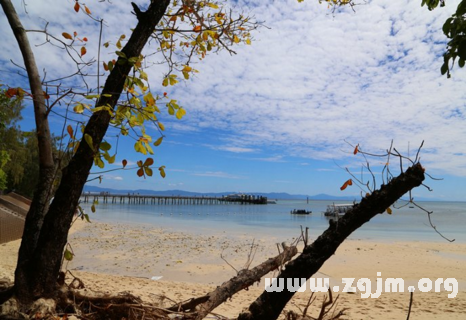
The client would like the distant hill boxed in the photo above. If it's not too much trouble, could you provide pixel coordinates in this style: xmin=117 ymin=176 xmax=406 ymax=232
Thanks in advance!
xmin=82 ymin=185 xmax=359 ymax=201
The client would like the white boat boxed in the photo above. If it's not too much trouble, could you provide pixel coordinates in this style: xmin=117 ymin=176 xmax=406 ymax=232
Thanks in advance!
xmin=323 ymin=204 xmax=353 ymax=218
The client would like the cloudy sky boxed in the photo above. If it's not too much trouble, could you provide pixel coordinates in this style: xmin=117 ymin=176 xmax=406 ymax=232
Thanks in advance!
xmin=1 ymin=0 xmax=465 ymax=200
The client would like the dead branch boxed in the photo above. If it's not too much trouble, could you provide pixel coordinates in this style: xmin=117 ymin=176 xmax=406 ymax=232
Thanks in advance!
xmin=167 ymin=244 xmax=298 ymax=319
xmin=285 ymin=289 xmax=347 ymax=320
xmin=238 ymin=163 xmax=425 ymax=320
xmin=406 ymin=290 xmax=414 ymax=320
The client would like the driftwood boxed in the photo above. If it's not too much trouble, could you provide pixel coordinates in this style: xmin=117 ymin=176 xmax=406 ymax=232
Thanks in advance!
xmin=237 ymin=163 xmax=425 ymax=320
xmin=167 ymin=244 xmax=298 ymax=319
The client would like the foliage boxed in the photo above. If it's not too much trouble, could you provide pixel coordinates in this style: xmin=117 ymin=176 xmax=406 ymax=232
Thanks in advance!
xmin=0 ymin=88 xmax=25 ymax=191
xmin=422 ymin=0 xmax=466 ymax=77
xmin=0 ymin=0 xmax=259 ymax=183
xmin=0 ymin=150 xmax=9 ymax=190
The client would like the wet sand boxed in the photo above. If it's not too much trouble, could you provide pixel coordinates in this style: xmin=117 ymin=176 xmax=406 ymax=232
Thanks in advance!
xmin=1 ymin=219 xmax=465 ymax=319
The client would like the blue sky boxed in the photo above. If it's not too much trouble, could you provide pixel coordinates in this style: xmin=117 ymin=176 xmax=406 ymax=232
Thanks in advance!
xmin=1 ymin=0 xmax=466 ymax=200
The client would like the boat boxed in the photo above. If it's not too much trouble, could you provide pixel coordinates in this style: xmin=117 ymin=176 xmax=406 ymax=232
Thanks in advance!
xmin=323 ymin=204 xmax=353 ymax=218
xmin=290 ymin=209 xmax=312 ymax=215
xmin=267 ymin=199 xmax=277 ymax=204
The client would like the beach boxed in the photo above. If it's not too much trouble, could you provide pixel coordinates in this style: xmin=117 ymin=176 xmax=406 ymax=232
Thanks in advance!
xmin=1 ymin=218 xmax=465 ymax=319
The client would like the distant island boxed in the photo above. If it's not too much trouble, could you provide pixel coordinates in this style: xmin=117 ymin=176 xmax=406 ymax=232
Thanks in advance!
xmin=83 ymin=185 xmax=361 ymax=201
xmin=82 ymin=185 xmax=444 ymax=202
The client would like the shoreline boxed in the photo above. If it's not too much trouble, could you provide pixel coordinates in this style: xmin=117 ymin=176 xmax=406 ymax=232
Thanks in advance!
xmin=1 ymin=219 xmax=465 ymax=319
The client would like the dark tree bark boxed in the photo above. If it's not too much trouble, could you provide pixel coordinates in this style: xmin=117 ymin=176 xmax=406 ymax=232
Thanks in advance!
xmin=1 ymin=0 xmax=57 ymax=303
xmin=238 ymin=163 xmax=425 ymax=320
xmin=2 ymin=0 xmax=170 ymax=304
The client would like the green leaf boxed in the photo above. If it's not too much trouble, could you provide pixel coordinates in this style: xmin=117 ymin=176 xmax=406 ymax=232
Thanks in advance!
xmin=168 ymin=104 xmax=175 ymax=115
xmin=100 ymin=141 xmax=111 ymax=151
xmin=159 ymin=166 xmax=166 ymax=178
xmin=64 ymin=249 xmax=74 ymax=261
xmin=84 ymin=134 xmax=94 ymax=150
xmin=144 ymin=167 xmax=153 ymax=176
xmin=115 ymin=51 xmax=127 ymax=59
xmin=154 ymin=136 xmax=163 ymax=146
xmin=108 ymin=154 xmax=116 ymax=164
xmin=96 ymin=157 xmax=105 ymax=168
xmin=459 ymin=59 xmax=465 ymax=68
xmin=440 ymin=62 xmax=449 ymax=75
xmin=85 ymin=94 xmax=100 ymax=99
xmin=91 ymin=204 xmax=96 ymax=213
xmin=83 ymin=213 xmax=91 ymax=223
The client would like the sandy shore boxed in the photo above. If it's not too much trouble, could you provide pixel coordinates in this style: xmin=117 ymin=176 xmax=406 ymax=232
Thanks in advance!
xmin=1 ymin=219 xmax=465 ymax=319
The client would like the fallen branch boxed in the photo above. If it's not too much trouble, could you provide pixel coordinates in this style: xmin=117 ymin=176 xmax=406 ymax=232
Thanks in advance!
xmin=167 ymin=244 xmax=298 ymax=319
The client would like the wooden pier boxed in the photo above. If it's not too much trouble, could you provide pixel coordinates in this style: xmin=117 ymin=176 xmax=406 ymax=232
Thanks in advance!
xmin=80 ymin=193 xmax=268 ymax=205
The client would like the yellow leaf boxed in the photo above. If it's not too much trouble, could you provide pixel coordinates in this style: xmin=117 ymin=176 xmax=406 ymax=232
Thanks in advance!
xmin=158 ymin=122 xmax=165 ymax=131
xmin=74 ymin=103 xmax=84 ymax=114
xmin=233 ymin=35 xmax=240 ymax=43
xmin=62 ymin=32 xmax=73 ymax=40
xmin=246 ymin=38 xmax=251 ymax=45
xmin=176 ymin=108 xmax=186 ymax=119
xmin=84 ymin=5 xmax=91 ymax=14
xmin=386 ymin=207 xmax=392 ymax=215
xmin=182 ymin=65 xmax=192 ymax=72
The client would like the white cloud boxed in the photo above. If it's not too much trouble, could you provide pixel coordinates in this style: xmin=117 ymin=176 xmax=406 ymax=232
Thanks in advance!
xmin=191 ymin=171 xmax=244 ymax=179
xmin=2 ymin=0 xmax=466 ymax=183
xmin=167 ymin=0 xmax=466 ymax=177
xmin=214 ymin=146 xmax=256 ymax=153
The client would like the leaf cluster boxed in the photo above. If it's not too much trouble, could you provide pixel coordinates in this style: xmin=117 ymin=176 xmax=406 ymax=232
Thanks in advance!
xmin=422 ymin=0 xmax=466 ymax=77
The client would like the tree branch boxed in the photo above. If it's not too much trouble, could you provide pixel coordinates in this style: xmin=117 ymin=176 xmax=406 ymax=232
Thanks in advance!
xmin=238 ymin=163 xmax=425 ymax=320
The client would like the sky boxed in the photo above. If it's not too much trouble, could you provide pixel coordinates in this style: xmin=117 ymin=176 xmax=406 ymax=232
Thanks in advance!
xmin=1 ymin=0 xmax=466 ymax=201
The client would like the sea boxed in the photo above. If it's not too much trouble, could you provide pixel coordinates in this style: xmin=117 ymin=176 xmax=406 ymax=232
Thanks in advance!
xmin=78 ymin=199 xmax=466 ymax=243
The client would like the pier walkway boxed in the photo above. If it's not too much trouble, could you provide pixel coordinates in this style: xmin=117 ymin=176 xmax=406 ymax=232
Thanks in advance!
xmin=80 ymin=193 xmax=268 ymax=205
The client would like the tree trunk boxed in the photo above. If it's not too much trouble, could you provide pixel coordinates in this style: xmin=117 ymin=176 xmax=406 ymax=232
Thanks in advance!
xmin=238 ymin=163 xmax=425 ymax=320
xmin=1 ymin=0 xmax=56 ymax=303
xmin=2 ymin=0 xmax=170 ymax=304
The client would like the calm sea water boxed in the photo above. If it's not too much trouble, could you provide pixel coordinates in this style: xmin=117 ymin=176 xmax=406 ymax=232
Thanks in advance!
xmin=78 ymin=199 xmax=466 ymax=243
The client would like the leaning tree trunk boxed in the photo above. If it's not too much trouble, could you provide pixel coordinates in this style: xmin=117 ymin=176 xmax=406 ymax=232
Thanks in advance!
xmin=2 ymin=0 xmax=170 ymax=304
xmin=238 ymin=163 xmax=425 ymax=320
xmin=1 ymin=0 xmax=57 ymax=303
